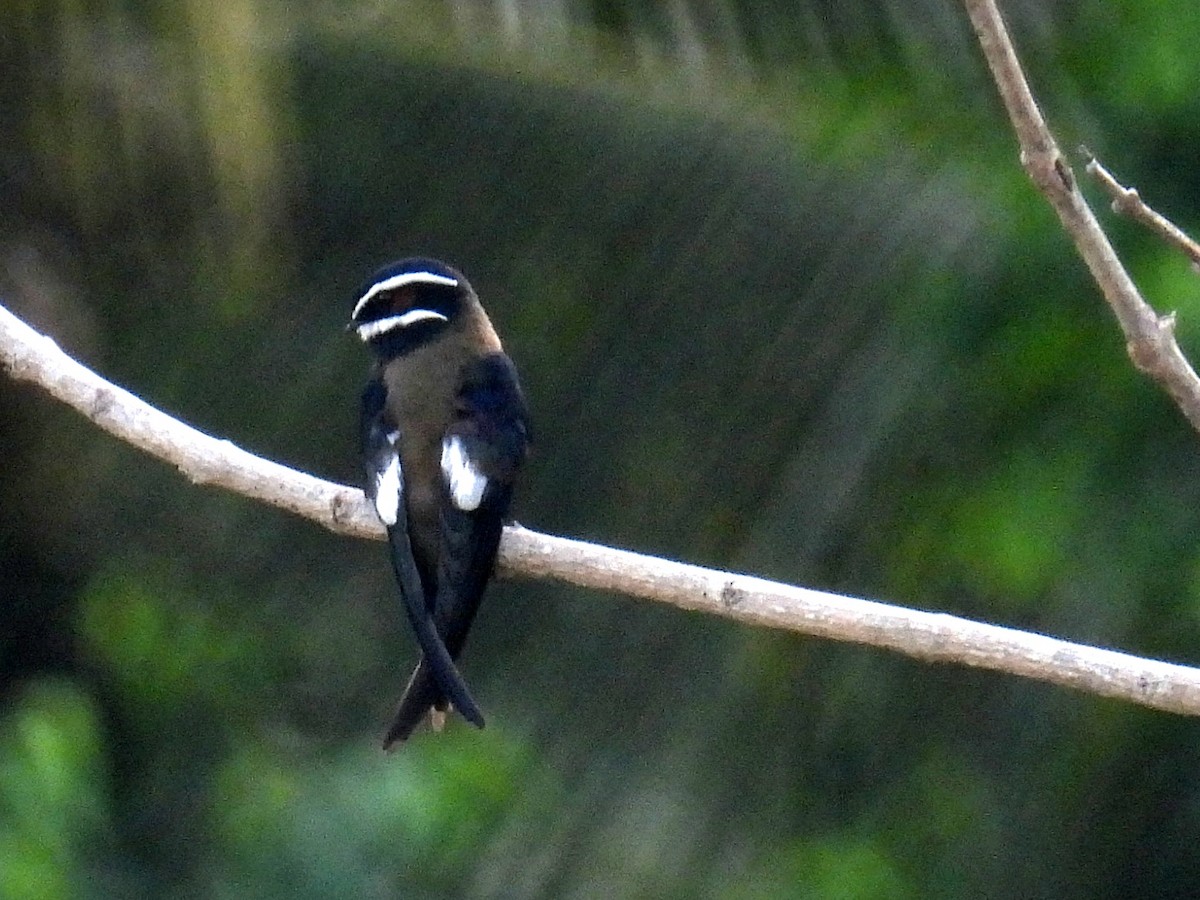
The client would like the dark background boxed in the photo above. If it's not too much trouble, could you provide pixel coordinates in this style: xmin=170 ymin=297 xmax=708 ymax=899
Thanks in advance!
xmin=3 ymin=1 xmax=1200 ymax=897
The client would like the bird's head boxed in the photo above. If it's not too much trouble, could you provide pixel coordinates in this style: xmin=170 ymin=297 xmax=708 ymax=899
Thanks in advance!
xmin=350 ymin=257 xmax=473 ymax=357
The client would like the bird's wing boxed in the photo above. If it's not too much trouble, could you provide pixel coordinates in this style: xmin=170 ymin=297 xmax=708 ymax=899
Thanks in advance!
xmin=360 ymin=375 xmax=484 ymax=727
xmin=434 ymin=353 xmax=531 ymax=651
xmin=381 ymin=354 xmax=530 ymax=747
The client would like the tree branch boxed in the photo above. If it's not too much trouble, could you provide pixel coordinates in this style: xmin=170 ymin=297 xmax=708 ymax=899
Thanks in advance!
xmin=4 ymin=300 xmax=1200 ymax=716
xmin=963 ymin=0 xmax=1200 ymax=432
xmin=1083 ymin=150 xmax=1200 ymax=272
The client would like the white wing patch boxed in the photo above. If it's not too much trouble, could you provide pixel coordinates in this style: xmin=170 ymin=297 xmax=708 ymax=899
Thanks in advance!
xmin=352 ymin=271 xmax=459 ymax=319
xmin=441 ymin=435 xmax=488 ymax=511
xmin=372 ymin=431 xmax=403 ymax=525
xmin=356 ymin=309 xmax=449 ymax=342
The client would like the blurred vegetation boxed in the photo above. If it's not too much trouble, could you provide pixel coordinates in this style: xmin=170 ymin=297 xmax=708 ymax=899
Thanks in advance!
xmin=3 ymin=0 xmax=1200 ymax=896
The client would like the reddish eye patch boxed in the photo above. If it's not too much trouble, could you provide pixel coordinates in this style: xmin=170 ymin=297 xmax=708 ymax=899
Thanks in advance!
xmin=354 ymin=286 xmax=419 ymax=325
xmin=387 ymin=286 xmax=416 ymax=313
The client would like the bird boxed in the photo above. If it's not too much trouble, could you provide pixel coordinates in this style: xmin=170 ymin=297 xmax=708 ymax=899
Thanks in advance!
xmin=351 ymin=257 xmax=531 ymax=748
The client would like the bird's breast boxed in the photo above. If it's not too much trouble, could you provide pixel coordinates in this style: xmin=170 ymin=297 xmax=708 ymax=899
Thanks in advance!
xmin=383 ymin=340 xmax=461 ymax=562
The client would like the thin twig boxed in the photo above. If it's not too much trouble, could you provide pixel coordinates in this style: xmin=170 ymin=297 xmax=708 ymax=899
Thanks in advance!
xmin=963 ymin=0 xmax=1200 ymax=432
xmin=1082 ymin=149 xmax=1200 ymax=272
xmin=4 ymin=300 xmax=1200 ymax=716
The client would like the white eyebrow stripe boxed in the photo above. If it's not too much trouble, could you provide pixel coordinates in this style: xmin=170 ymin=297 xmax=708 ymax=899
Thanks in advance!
xmin=352 ymin=271 xmax=459 ymax=319
xmin=441 ymin=435 xmax=488 ymax=511
xmin=356 ymin=309 xmax=449 ymax=341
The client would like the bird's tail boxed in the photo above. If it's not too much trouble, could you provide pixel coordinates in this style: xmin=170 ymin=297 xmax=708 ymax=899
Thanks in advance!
xmin=381 ymin=659 xmax=456 ymax=750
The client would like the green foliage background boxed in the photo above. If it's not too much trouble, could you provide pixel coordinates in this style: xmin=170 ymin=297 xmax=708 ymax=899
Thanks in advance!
xmin=3 ymin=1 xmax=1200 ymax=896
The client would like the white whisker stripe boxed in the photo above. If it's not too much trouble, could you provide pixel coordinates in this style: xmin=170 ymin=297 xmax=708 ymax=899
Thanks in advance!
xmin=356 ymin=309 xmax=448 ymax=341
xmin=352 ymin=271 xmax=458 ymax=319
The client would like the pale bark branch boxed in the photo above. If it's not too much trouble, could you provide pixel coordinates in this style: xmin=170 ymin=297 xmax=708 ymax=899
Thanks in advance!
xmin=1083 ymin=150 xmax=1200 ymax=272
xmin=4 ymin=300 xmax=1200 ymax=716
xmin=963 ymin=0 xmax=1200 ymax=433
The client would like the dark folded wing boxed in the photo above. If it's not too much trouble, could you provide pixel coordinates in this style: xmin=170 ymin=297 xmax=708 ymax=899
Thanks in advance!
xmin=434 ymin=353 xmax=531 ymax=649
